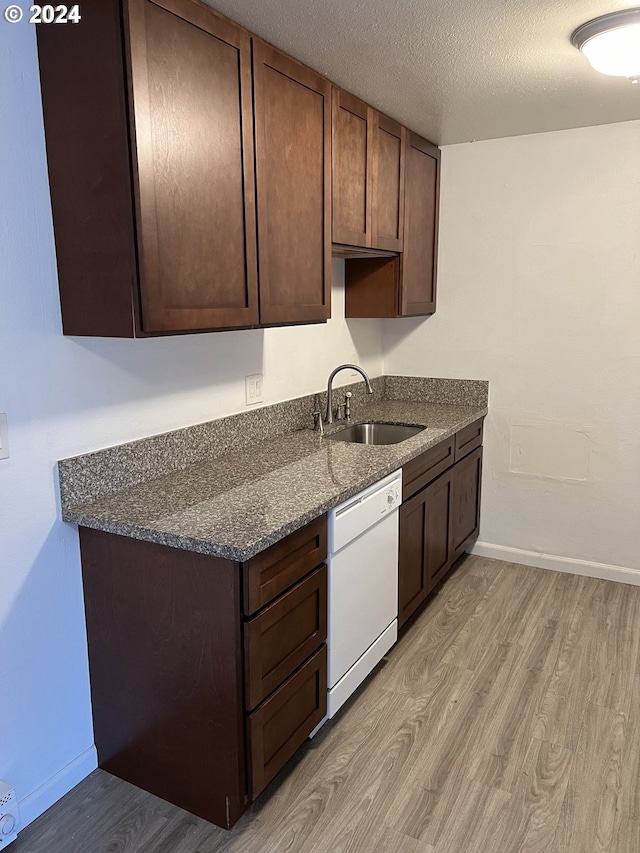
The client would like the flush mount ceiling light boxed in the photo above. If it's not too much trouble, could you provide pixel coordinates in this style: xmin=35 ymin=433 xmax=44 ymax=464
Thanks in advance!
xmin=571 ymin=7 xmax=640 ymax=80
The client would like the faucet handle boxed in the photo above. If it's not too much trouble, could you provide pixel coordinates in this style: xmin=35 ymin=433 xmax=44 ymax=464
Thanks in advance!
xmin=312 ymin=410 xmax=324 ymax=434
xmin=344 ymin=391 xmax=352 ymax=421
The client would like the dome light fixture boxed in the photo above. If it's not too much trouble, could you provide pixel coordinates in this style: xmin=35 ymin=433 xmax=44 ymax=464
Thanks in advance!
xmin=571 ymin=7 xmax=640 ymax=80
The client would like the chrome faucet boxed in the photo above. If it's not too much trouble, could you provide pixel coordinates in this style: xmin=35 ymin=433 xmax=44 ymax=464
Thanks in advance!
xmin=325 ymin=364 xmax=373 ymax=424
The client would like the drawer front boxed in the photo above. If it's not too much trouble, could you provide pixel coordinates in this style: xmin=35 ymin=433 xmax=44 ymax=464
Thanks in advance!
xmin=243 ymin=515 xmax=327 ymax=616
xmin=247 ymin=645 xmax=327 ymax=798
xmin=454 ymin=418 xmax=484 ymax=462
xmin=402 ymin=437 xmax=454 ymax=501
xmin=245 ymin=565 xmax=327 ymax=711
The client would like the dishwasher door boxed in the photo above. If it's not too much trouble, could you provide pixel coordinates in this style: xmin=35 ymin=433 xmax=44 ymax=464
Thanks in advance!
xmin=326 ymin=470 xmax=401 ymax=716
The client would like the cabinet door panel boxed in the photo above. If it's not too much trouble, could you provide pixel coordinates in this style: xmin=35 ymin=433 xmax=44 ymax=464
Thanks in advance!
xmin=450 ymin=448 xmax=483 ymax=559
xmin=129 ymin=0 xmax=259 ymax=332
xmin=372 ymin=114 xmax=405 ymax=251
xmin=399 ymin=469 xmax=453 ymax=628
xmin=401 ymin=133 xmax=440 ymax=316
xmin=253 ymin=41 xmax=331 ymax=325
xmin=398 ymin=489 xmax=427 ymax=628
xmin=423 ymin=470 xmax=453 ymax=593
xmin=332 ymin=89 xmax=372 ymax=247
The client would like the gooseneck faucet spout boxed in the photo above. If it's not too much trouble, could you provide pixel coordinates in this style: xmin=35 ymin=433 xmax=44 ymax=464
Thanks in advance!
xmin=325 ymin=364 xmax=373 ymax=424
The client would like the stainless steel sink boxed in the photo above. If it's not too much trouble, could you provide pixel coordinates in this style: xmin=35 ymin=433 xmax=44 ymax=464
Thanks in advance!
xmin=325 ymin=422 xmax=425 ymax=445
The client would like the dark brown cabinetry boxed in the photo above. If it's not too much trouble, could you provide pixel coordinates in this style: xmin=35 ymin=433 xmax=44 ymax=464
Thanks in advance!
xmin=400 ymin=133 xmax=440 ymax=315
xmin=38 ymin=0 xmax=260 ymax=336
xmin=450 ymin=447 xmax=483 ymax=561
xmin=37 ymin=0 xmax=330 ymax=336
xmin=331 ymin=89 xmax=405 ymax=252
xmin=399 ymin=470 xmax=453 ymax=628
xmin=399 ymin=420 xmax=483 ymax=628
xmin=372 ymin=113 xmax=406 ymax=252
xmin=253 ymin=41 xmax=331 ymax=326
xmin=78 ymin=515 xmax=328 ymax=829
xmin=344 ymin=133 xmax=440 ymax=318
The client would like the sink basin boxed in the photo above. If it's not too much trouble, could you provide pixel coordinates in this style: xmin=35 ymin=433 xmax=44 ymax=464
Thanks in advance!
xmin=325 ymin=422 xmax=425 ymax=445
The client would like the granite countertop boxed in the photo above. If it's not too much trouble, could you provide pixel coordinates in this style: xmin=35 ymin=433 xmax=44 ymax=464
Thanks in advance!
xmin=63 ymin=397 xmax=487 ymax=562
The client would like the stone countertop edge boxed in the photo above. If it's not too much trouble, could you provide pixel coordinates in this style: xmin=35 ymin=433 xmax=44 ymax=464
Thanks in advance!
xmin=63 ymin=401 xmax=488 ymax=563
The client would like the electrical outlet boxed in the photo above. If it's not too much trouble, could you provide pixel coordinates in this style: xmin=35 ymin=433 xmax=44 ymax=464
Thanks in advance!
xmin=0 ymin=414 xmax=8 ymax=460
xmin=245 ymin=374 xmax=263 ymax=406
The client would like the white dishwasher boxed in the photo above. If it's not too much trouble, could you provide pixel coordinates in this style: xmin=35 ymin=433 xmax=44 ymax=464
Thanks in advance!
xmin=325 ymin=469 xmax=402 ymax=719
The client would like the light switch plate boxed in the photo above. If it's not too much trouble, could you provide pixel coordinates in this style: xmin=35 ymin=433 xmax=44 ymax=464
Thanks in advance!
xmin=0 ymin=414 xmax=8 ymax=460
xmin=245 ymin=374 xmax=263 ymax=406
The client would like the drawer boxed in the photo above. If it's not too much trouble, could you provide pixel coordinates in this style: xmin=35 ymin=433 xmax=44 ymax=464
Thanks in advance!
xmin=454 ymin=418 xmax=484 ymax=462
xmin=247 ymin=645 xmax=327 ymax=798
xmin=244 ymin=565 xmax=327 ymax=711
xmin=402 ymin=437 xmax=454 ymax=501
xmin=243 ymin=515 xmax=327 ymax=616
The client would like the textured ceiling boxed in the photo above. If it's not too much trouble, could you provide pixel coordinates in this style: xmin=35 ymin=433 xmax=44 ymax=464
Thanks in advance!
xmin=203 ymin=0 xmax=640 ymax=144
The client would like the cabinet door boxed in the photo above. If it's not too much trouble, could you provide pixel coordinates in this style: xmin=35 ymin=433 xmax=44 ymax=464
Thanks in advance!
xmin=372 ymin=114 xmax=405 ymax=252
xmin=253 ymin=40 xmax=331 ymax=325
xmin=398 ymin=487 xmax=428 ymax=628
xmin=332 ymin=88 xmax=373 ymax=248
xmin=398 ymin=470 xmax=452 ymax=628
xmin=424 ymin=471 xmax=454 ymax=593
xmin=400 ymin=132 xmax=440 ymax=316
xmin=128 ymin=0 xmax=259 ymax=332
xmin=450 ymin=447 xmax=483 ymax=560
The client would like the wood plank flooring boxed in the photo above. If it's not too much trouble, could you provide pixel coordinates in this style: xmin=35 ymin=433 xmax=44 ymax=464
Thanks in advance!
xmin=13 ymin=556 xmax=640 ymax=853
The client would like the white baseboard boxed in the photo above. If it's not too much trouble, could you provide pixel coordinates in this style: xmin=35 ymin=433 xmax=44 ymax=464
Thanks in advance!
xmin=468 ymin=541 xmax=640 ymax=587
xmin=17 ymin=746 xmax=97 ymax=832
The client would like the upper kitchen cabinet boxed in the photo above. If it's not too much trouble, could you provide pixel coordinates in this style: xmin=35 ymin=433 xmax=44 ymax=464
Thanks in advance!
xmin=37 ymin=1 xmax=332 ymax=336
xmin=331 ymin=89 xmax=405 ymax=253
xmin=344 ymin=132 xmax=441 ymax=318
xmin=253 ymin=41 xmax=331 ymax=326
xmin=371 ymin=113 xmax=405 ymax=252
xmin=401 ymin=133 xmax=440 ymax=314
xmin=331 ymin=89 xmax=372 ymax=248
xmin=37 ymin=0 xmax=259 ymax=336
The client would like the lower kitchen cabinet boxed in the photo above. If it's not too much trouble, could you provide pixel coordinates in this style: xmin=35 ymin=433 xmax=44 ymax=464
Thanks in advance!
xmin=398 ymin=470 xmax=453 ymax=627
xmin=450 ymin=447 xmax=482 ymax=561
xmin=399 ymin=420 xmax=483 ymax=628
xmin=78 ymin=515 xmax=327 ymax=829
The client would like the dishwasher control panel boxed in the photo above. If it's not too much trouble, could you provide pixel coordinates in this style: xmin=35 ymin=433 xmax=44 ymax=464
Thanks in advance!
xmin=328 ymin=470 xmax=402 ymax=554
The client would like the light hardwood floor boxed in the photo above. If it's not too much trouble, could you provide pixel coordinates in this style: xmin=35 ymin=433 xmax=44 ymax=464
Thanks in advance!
xmin=14 ymin=556 xmax=640 ymax=852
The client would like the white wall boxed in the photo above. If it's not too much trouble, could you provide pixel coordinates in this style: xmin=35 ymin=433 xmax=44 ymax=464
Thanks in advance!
xmin=0 ymin=23 xmax=383 ymax=828
xmin=384 ymin=120 xmax=640 ymax=577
